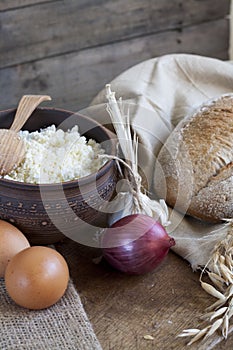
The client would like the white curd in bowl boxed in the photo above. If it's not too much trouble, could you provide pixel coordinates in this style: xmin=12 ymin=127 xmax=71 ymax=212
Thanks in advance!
xmin=4 ymin=125 xmax=106 ymax=184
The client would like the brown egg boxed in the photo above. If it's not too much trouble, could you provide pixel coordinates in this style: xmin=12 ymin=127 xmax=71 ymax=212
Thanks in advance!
xmin=5 ymin=246 xmax=69 ymax=310
xmin=0 ymin=220 xmax=30 ymax=277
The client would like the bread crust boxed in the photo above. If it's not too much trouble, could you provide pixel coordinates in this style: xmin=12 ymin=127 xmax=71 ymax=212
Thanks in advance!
xmin=154 ymin=94 xmax=233 ymax=223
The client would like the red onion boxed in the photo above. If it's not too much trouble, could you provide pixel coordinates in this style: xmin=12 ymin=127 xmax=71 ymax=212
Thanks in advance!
xmin=101 ymin=214 xmax=175 ymax=275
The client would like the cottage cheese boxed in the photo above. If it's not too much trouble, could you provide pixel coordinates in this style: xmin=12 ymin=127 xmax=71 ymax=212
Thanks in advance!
xmin=4 ymin=125 xmax=106 ymax=184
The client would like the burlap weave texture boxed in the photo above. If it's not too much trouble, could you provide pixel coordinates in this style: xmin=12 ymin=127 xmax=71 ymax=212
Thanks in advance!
xmin=0 ymin=278 xmax=102 ymax=350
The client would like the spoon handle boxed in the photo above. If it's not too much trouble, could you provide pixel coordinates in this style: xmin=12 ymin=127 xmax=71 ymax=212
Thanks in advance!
xmin=10 ymin=95 xmax=51 ymax=132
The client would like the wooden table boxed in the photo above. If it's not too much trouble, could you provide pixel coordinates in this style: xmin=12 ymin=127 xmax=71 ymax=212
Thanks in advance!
xmin=55 ymin=239 xmax=233 ymax=350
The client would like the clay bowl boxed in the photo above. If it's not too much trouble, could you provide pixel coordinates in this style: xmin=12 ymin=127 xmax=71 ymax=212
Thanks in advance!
xmin=0 ymin=107 xmax=118 ymax=245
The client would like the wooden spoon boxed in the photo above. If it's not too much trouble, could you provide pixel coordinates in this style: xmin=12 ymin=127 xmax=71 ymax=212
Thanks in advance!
xmin=0 ymin=95 xmax=51 ymax=176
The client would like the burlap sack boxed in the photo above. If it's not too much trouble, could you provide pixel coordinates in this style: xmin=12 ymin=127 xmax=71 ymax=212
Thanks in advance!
xmin=79 ymin=53 xmax=233 ymax=343
xmin=0 ymin=246 xmax=102 ymax=350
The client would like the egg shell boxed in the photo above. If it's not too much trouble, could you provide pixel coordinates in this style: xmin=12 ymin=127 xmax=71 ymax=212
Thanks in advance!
xmin=0 ymin=220 xmax=30 ymax=277
xmin=5 ymin=246 xmax=69 ymax=310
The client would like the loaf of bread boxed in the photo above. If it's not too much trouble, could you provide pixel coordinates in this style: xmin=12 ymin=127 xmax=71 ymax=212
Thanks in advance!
xmin=154 ymin=94 xmax=233 ymax=223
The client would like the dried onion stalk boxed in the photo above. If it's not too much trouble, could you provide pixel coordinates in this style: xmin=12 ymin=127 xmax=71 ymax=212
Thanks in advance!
xmin=104 ymin=84 xmax=169 ymax=227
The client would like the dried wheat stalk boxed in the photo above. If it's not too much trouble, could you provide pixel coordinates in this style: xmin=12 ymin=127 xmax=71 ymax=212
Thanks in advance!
xmin=178 ymin=220 xmax=233 ymax=345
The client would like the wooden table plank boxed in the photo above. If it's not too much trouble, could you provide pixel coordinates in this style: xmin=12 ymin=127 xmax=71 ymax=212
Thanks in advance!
xmin=0 ymin=0 xmax=53 ymax=11
xmin=56 ymin=238 xmax=233 ymax=350
xmin=0 ymin=18 xmax=229 ymax=112
xmin=0 ymin=0 xmax=230 ymax=68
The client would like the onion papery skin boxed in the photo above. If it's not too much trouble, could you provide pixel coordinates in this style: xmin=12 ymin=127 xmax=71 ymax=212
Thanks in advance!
xmin=101 ymin=214 xmax=175 ymax=275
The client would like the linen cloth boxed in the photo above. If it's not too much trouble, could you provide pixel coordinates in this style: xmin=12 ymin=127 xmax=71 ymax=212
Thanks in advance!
xmin=80 ymin=53 xmax=233 ymax=269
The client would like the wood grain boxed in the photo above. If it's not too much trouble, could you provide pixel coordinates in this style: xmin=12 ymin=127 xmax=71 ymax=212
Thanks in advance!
xmin=0 ymin=0 xmax=54 ymax=11
xmin=0 ymin=1 xmax=231 ymax=348
xmin=0 ymin=18 xmax=229 ymax=112
xmin=0 ymin=0 xmax=230 ymax=68
xmin=56 ymin=238 xmax=233 ymax=350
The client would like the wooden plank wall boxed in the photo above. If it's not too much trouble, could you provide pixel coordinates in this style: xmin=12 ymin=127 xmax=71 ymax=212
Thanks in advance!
xmin=0 ymin=0 xmax=230 ymax=112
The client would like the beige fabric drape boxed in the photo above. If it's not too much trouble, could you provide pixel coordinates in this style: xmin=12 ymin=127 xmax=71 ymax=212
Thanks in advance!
xmin=80 ymin=53 xmax=233 ymax=269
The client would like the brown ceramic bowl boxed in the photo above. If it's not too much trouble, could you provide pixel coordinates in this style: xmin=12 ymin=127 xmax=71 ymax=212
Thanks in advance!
xmin=0 ymin=107 xmax=118 ymax=245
